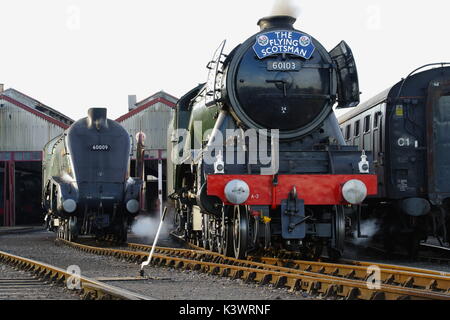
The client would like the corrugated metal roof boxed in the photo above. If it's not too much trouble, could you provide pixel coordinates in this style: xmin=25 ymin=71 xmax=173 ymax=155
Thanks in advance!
xmin=136 ymin=91 xmax=178 ymax=107
xmin=0 ymin=94 xmax=71 ymax=129
xmin=116 ymin=91 xmax=177 ymax=123
xmin=119 ymin=101 xmax=174 ymax=151
xmin=1 ymin=88 xmax=74 ymax=125
xmin=0 ymin=100 xmax=67 ymax=151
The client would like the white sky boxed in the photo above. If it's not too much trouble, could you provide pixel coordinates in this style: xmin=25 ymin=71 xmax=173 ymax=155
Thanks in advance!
xmin=1 ymin=0 xmax=449 ymax=120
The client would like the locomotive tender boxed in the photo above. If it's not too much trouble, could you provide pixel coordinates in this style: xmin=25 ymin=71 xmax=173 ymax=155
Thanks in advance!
xmin=42 ymin=108 xmax=142 ymax=242
xmin=339 ymin=63 xmax=450 ymax=254
xmin=168 ymin=15 xmax=378 ymax=259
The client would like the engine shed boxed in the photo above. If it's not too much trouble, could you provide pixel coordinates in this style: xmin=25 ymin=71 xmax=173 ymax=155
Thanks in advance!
xmin=116 ymin=91 xmax=177 ymax=213
xmin=0 ymin=85 xmax=73 ymax=226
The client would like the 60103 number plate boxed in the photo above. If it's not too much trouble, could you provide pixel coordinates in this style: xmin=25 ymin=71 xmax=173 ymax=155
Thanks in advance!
xmin=267 ymin=60 xmax=301 ymax=72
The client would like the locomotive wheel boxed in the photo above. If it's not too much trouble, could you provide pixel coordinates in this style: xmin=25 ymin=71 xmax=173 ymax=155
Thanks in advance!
xmin=301 ymin=241 xmax=323 ymax=260
xmin=208 ymin=217 xmax=216 ymax=251
xmin=221 ymin=206 xmax=234 ymax=257
xmin=328 ymin=206 xmax=345 ymax=260
xmin=216 ymin=230 xmax=223 ymax=255
xmin=222 ymin=223 xmax=234 ymax=257
xmin=63 ymin=220 xmax=69 ymax=241
xmin=67 ymin=221 xmax=71 ymax=242
xmin=57 ymin=224 xmax=63 ymax=239
xmin=195 ymin=232 xmax=202 ymax=247
xmin=117 ymin=218 xmax=128 ymax=243
xmin=174 ymin=206 xmax=182 ymax=232
xmin=201 ymin=214 xmax=210 ymax=250
xmin=69 ymin=216 xmax=78 ymax=242
xmin=214 ymin=218 xmax=223 ymax=254
xmin=174 ymin=200 xmax=188 ymax=239
xmin=232 ymin=206 xmax=249 ymax=259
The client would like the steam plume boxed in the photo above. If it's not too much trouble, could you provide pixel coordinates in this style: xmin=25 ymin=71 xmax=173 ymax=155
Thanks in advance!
xmin=352 ymin=219 xmax=380 ymax=245
xmin=270 ymin=0 xmax=301 ymax=18
xmin=131 ymin=215 xmax=169 ymax=241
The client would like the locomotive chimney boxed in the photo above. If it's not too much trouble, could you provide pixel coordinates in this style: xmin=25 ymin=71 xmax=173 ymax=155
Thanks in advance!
xmin=87 ymin=108 xmax=108 ymax=131
xmin=128 ymin=95 xmax=137 ymax=111
xmin=257 ymin=15 xmax=296 ymax=31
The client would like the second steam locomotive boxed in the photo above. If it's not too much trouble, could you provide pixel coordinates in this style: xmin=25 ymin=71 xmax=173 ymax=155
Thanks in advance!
xmin=168 ymin=15 xmax=378 ymax=259
xmin=42 ymin=108 xmax=142 ymax=242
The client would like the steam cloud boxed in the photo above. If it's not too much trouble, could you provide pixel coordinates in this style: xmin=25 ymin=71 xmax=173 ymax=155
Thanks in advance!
xmin=352 ymin=219 xmax=380 ymax=245
xmin=270 ymin=0 xmax=301 ymax=18
xmin=131 ymin=215 xmax=169 ymax=241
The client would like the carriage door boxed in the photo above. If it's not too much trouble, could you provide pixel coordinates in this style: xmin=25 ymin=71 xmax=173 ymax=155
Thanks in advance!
xmin=372 ymin=111 xmax=383 ymax=164
xmin=426 ymin=80 xmax=450 ymax=204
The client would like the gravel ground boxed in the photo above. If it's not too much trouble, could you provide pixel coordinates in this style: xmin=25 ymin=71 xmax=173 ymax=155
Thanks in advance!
xmin=3 ymin=229 xmax=448 ymax=301
xmin=0 ymin=231 xmax=313 ymax=300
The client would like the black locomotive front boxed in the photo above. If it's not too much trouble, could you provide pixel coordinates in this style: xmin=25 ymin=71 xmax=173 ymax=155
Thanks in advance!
xmin=225 ymin=16 xmax=338 ymax=139
xmin=43 ymin=108 xmax=142 ymax=242
xmin=169 ymin=15 xmax=378 ymax=260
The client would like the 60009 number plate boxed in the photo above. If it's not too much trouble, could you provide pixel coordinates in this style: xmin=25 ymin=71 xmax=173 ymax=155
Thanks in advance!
xmin=267 ymin=60 xmax=301 ymax=72
xmin=91 ymin=144 xmax=110 ymax=151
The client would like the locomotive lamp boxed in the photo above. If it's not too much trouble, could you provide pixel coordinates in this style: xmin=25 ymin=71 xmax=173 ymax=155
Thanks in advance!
xmin=126 ymin=199 xmax=139 ymax=214
xmin=359 ymin=151 xmax=370 ymax=174
xmin=342 ymin=180 xmax=368 ymax=205
xmin=214 ymin=151 xmax=225 ymax=174
xmin=62 ymin=199 xmax=77 ymax=213
xmin=224 ymin=180 xmax=250 ymax=205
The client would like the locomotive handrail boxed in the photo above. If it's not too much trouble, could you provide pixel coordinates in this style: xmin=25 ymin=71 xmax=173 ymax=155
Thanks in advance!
xmin=395 ymin=62 xmax=450 ymax=99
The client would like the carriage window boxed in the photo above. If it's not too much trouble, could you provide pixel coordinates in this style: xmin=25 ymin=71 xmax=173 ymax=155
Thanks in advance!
xmin=354 ymin=120 xmax=360 ymax=137
xmin=374 ymin=112 xmax=382 ymax=128
xmin=364 ymin=115 xmax=371 ymax=133
xmin=345 ymin=125 xmax=351 ymax=140
xmin=438 ymin=95 xmax=450 ymax=122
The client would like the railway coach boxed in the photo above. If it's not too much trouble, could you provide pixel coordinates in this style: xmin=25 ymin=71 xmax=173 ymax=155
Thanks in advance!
xmin=339 ymin=63 xmax=450 ymax=255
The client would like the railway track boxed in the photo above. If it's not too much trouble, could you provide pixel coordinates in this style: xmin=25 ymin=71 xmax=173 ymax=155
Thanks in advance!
xmin=0 ymin=263 xmax=74 ymax=300
xmin=58 ymin=239 xmax=450 ymax=300
xmin=345 ymin=240 xmax=450 ymax=265
xmin=419 ymin=243 xmax=450 ymax=265
xmin=0 ymin=249 xmax=153 ymax=300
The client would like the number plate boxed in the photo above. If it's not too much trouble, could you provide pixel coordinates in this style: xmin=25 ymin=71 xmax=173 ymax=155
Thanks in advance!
xmin=91 ymin=144 xmax=110 ymax=151
xmin=267 ymin=60 xmax=301 ymax=72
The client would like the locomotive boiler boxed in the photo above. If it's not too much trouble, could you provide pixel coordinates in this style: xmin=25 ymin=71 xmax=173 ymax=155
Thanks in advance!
xmin=42 ymin=108 xmax=142 ymax=242
xmin=168 ymin=15 xmax=378 ymax=259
